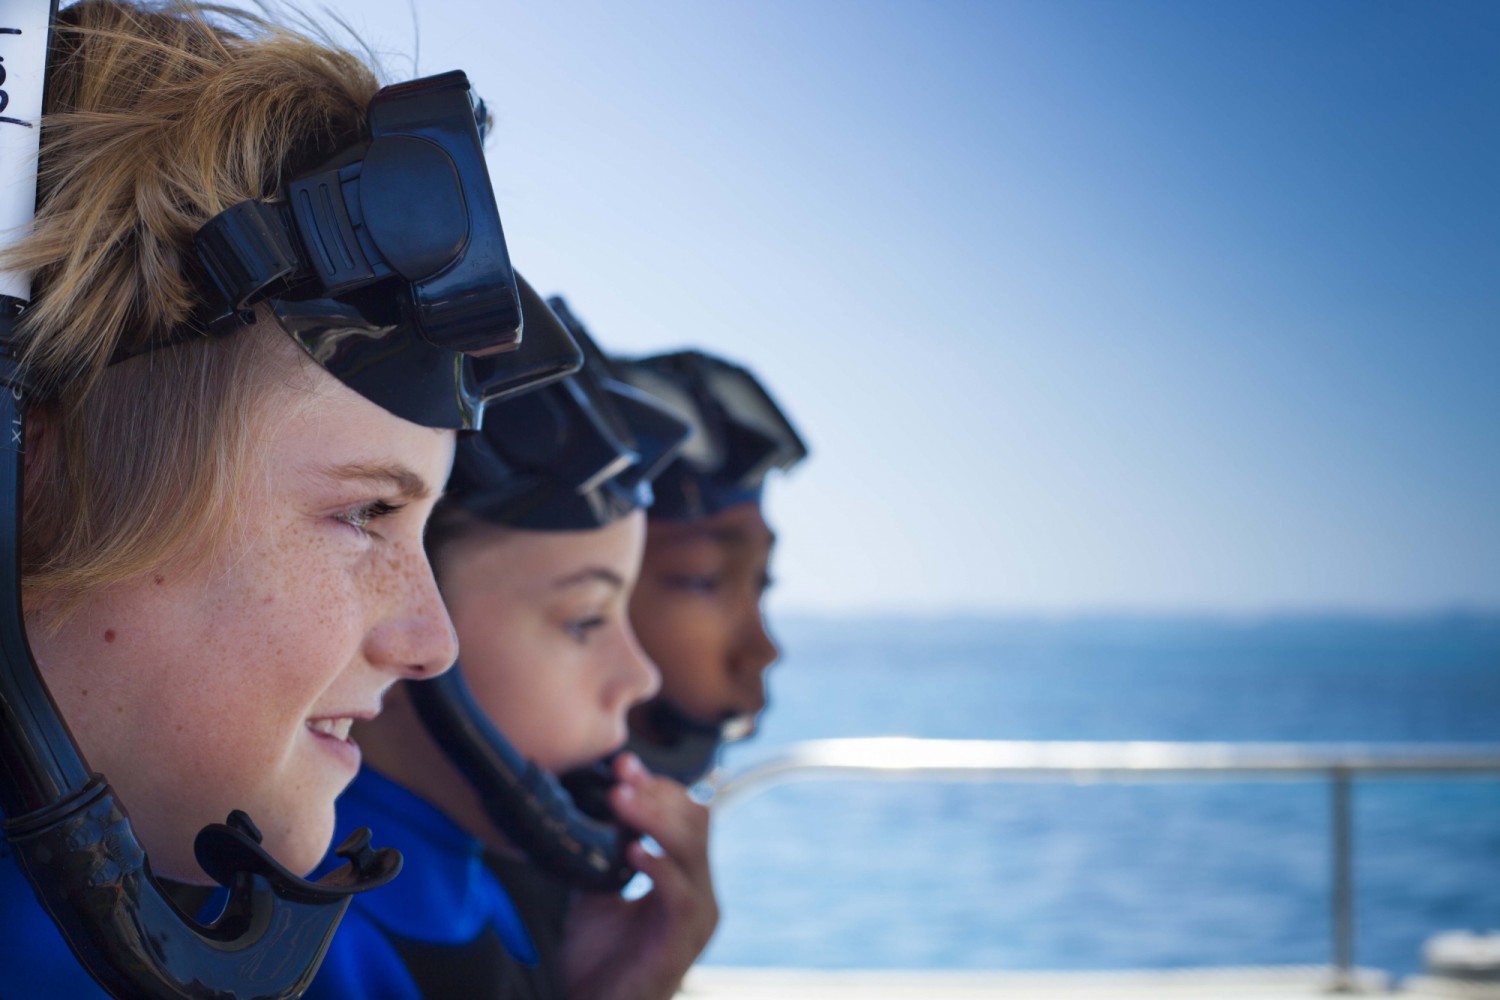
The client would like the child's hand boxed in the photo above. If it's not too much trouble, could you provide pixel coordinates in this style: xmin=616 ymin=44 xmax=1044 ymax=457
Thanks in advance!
xmin=562 ymin=752 xmax=718 ymax=1000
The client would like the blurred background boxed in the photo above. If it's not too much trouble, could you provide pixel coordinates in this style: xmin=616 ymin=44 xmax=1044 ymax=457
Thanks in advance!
xmin=310 ymin=0 xmax=1499 ymax=978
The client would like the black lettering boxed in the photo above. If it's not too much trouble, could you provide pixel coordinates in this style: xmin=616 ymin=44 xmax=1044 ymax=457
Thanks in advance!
xmin=0 ymin=35 xmax=26 ymax=125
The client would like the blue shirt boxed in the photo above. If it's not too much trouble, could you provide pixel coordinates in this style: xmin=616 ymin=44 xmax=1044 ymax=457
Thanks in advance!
xmin=305 ymin=767 xmax=562 ymax=1000
xmin=0 ymin=835 xmax=114 ymax=998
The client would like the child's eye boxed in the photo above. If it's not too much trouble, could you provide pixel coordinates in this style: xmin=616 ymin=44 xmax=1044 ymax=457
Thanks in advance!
xmin=759 ymin=573 xmax=776 ymax=595
xmin=666 ymin=574 xmax=720 ymax=596
xmin=334 ymin=500 xmax=404 ymax=535
xmin=565 ymin=616 xmax=607 ymax=643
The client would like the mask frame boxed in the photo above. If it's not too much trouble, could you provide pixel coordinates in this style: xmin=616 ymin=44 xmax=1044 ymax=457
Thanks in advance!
xmin=446 ymin=297 xmax=689 ymax=531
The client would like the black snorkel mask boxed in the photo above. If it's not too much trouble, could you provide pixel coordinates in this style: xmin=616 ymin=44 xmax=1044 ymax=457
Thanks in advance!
xmin=613 ymin=351 xmax=808 ymax=784
xmin=615 ymin=351 xmax=808 ymax=521
xmin=191 ymin=69 xmax=580 ymax=428
xmin=407 ymin=295 xmax=689 ymax=892
xmin=0 ymin=31 xmax=568 ymax=997
xmin=445 ymin=296 xmax=688 ymax=529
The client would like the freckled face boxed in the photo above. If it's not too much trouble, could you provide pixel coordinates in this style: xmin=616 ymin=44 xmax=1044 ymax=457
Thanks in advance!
xmin=438 ymin=511 xmax=659 ymax=775
xmin=30 ymin=342 xmax=458 ymax=881
xmin=628 ymin=502 xmax=780 ymax=734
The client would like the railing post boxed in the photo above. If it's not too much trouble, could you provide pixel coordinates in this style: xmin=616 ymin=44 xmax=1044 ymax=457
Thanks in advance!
xmin=1329 ymin=768 xmax=1355 ymax=993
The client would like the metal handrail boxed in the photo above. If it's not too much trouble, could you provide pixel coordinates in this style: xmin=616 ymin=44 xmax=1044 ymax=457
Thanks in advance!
xmin=707 ymin=739 xmax=1500 ymax=995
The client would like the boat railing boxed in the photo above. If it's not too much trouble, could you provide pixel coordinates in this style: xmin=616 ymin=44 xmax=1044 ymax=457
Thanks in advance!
xmin=707 ymin=738 xmax=1500 ymax=994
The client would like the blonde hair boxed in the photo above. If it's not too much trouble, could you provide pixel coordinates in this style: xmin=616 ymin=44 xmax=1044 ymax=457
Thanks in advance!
xmin=10 ymin=0 xmax=383 ymax=612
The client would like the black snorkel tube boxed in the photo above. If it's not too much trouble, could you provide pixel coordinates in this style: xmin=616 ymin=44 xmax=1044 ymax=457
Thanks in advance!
xmin=408 ymin=667 xmax=637 ymax=893
xmin=0 ymin=6 xmax=400 ymax=998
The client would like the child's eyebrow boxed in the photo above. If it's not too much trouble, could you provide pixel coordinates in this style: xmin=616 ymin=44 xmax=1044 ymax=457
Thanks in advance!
xmin=654 ymin=525 xmax=777 ymax=549
xmin=322 ymin=462 xmax=434 ymax=501
xmin=551 ymin=567 xmax=626 ymax=591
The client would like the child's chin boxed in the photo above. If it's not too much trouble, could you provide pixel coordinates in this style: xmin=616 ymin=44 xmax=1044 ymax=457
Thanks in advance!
xmin=265 ymin=812 xmax=337 ymax=879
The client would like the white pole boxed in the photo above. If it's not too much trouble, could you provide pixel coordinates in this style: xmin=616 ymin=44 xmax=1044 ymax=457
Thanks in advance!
xmin=0 ymin=1 xmax=54 ymax=304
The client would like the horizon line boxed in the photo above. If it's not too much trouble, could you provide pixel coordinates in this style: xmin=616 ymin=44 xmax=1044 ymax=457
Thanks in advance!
xmin=767 ymin=604 xmax=1500 ymax=623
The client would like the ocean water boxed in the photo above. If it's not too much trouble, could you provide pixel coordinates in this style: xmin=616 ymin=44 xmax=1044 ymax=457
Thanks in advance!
xmin=703 ymin=614 xmax=1500 ymax=976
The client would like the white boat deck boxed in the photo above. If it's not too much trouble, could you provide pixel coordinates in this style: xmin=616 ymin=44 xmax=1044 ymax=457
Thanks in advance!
xmin=683 ymin=966 xmax=1500 ymax=1000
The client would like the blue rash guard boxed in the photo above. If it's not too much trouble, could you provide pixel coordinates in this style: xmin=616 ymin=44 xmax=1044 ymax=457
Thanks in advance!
xmin=0 ymin=766 xmax=570 ymax=998
xmin=305 ymin=766 xmax=570 ymax=1000
xmin=0 ymin=836 xmax=112 ymax=998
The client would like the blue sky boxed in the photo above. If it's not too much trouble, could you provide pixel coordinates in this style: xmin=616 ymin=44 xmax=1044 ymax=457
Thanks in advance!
xmin=316 ymin=0 xmax=1499 ymax=615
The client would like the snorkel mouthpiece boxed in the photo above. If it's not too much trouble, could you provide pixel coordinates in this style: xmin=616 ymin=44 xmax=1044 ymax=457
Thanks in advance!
xmin=627 ymin=700 xmax=737 ymax=787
